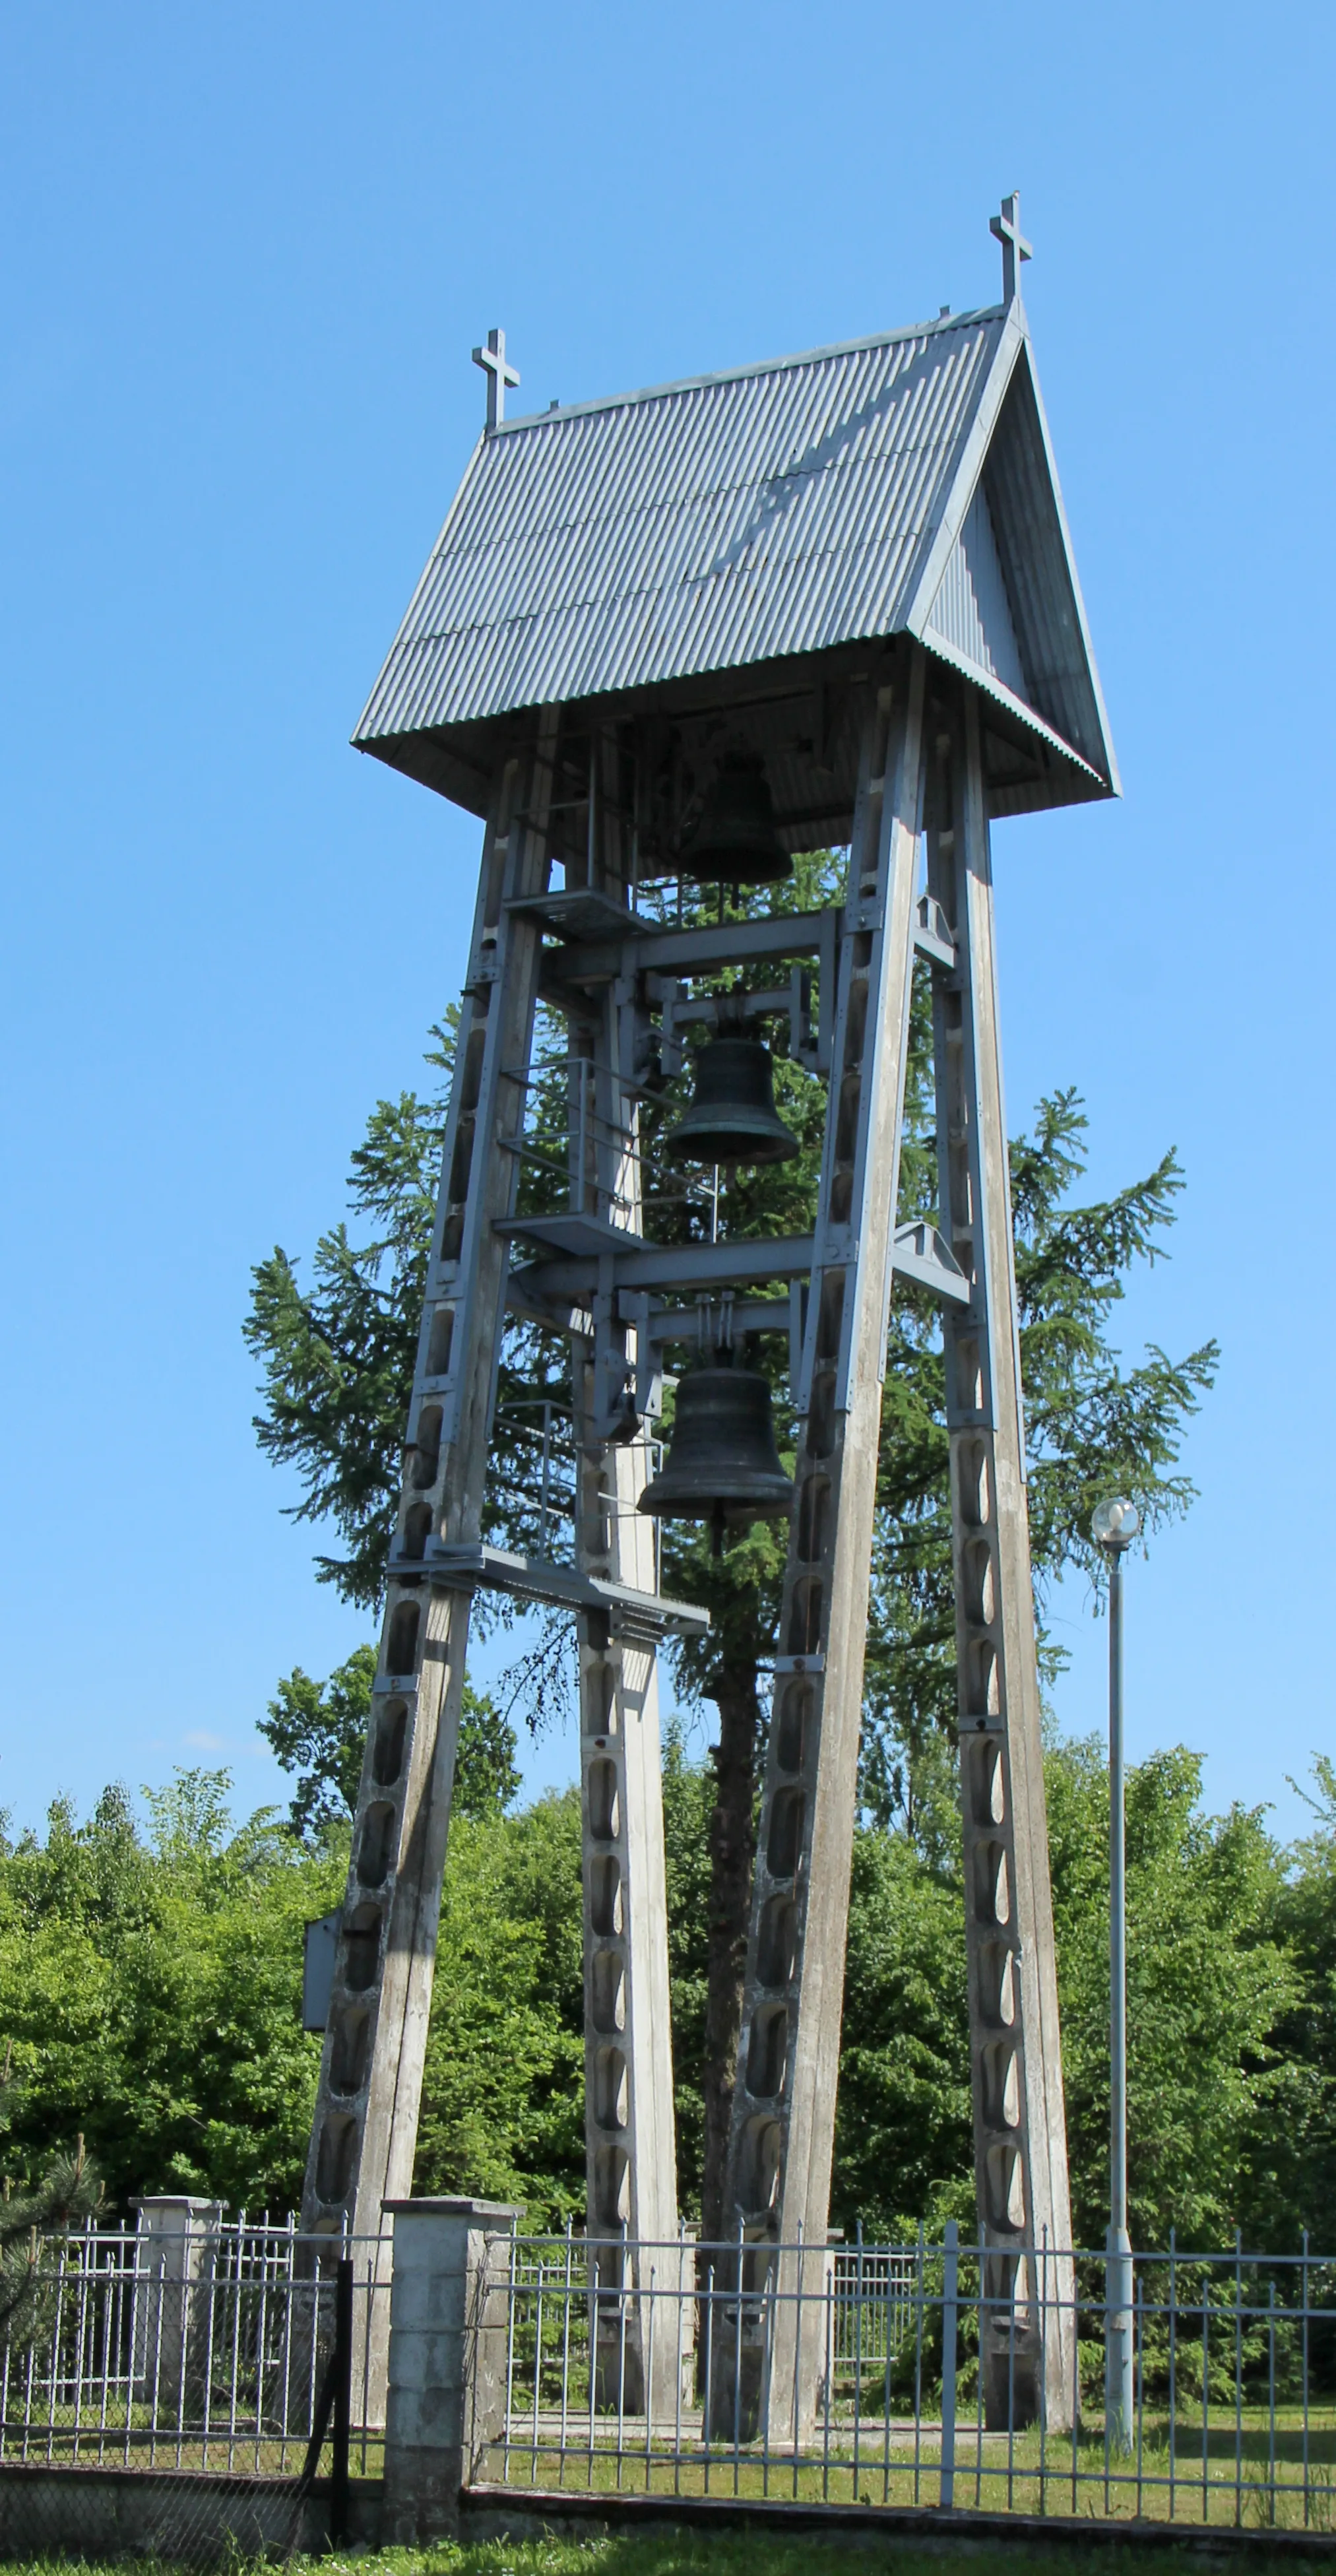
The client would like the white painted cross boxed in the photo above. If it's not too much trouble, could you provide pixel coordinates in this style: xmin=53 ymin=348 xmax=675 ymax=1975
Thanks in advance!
xmin=472 ymin=327 xmax=521 ymax=432
xmin=989 ymin=192 xmax=1033 ymax=305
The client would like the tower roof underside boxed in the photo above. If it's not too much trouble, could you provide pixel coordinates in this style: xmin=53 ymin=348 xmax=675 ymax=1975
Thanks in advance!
xmin=354 ymin=304 xmax=1118 ymax=820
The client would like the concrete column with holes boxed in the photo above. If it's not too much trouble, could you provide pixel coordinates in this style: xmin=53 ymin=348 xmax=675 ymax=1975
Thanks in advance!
xmin=300 ymin=717 xmax=559 ymax=2334
xmin=716 ymin=651 xmax=928 ymax=2441
xmin=926 ymin=689 xmax=1074 ymax=2430
xmin=575 ymin=1457 xmax=682 ymax=2416
xmin=570 ymin=735 xmax=682 ymax=2416
xmin=381 ymin=2197 xmax=517 ymax=2542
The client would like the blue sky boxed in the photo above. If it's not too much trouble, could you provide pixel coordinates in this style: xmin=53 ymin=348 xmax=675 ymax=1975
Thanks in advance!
xmin=1 ymin=1 xmax=1331 ymax=1839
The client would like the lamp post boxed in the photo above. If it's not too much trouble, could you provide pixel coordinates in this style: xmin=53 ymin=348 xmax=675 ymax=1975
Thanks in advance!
xmin=1093 ymin=1495 xmax=1140 ymax=2454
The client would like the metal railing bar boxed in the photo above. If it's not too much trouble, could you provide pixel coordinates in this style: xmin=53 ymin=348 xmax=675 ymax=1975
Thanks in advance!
xmin=1168 ymin=2228 xmax=1177 ymax=2522
xmin=1268 ymin=2279 xmax=1278 ymax=2525
xmin=973 ymin=2247 xmax=984 ymax=2512
xmin=1201 ymin=2274 xmax=1210 ymax=2523
xmin=1302 ymin=2231 xmax=1311 ymax=2528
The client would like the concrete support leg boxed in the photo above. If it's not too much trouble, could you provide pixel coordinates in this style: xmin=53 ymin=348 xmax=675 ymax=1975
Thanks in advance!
xmin=577 ymin=1426 xmax=680 ymax=2414
xmin=716 ymin=654 xmax=926 ymax=2441
xmin=573 ymin=916 xmax=680 ymax=2412
xmin=299 ymin=718 xmax=558 ymax=2425
xmin=381 ymin=2198 xmax=517 ymax=2543
xmin=928 ymin=690 xmax=1074 ymax=2430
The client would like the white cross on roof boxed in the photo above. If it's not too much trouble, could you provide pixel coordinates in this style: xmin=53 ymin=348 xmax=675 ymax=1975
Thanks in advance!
xmin=472 ymin=327 xmax=521 ymax=433
xmin=990 ymin=192 xmax=1033 ymax=305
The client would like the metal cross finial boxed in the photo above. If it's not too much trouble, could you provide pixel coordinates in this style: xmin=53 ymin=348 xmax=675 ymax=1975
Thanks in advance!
xmin=990 ymin=191 xmax=1033 ymax=305
xmin=472 ymin=326 xmax=521 ymax=433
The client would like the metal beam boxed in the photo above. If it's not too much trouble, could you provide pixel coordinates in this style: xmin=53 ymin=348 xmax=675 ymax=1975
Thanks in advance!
xmin=543 ymin=906 xmax=838 ymax=989
xmin=505 ymin=1221 xmax=969 ymax=1310
xmin=420 ymin=1541 xmax=709 ymax=1640
xmin=507 ymin=1229 xmax=821 ymax=1297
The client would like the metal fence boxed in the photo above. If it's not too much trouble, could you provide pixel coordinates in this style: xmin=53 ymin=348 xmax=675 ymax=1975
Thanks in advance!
xmin=0 ymin=2216 xmax=389 ymax=2477
xmin=8 ymin=2216 xmax=1336 ymax=2538
xmin=487 ymin=2224 xmax=1336 ymax=2531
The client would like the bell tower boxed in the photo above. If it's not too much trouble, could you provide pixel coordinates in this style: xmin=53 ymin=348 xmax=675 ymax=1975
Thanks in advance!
xmin=303 ymin=199 xmax=1118 ymax=2435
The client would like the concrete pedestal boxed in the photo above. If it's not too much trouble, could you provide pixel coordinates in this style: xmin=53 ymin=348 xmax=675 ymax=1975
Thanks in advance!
xmin=381 ymin=2197 xmax=517 ymax=2542
xmin=131 ymin=2195 xmax=223 ymax=2405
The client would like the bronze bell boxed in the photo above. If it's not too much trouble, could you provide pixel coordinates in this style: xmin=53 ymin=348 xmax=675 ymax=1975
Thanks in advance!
xmin=666 ymin=1033 xmax=800 ymax=1167
xmin=680 ymin=748 xmax=792 ymax=886
xmin=639 ymin=1347 xmax=794 ymax=1541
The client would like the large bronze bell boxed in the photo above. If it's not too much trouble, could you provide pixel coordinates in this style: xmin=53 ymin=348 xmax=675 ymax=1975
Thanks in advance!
xmin=639 ymin=1347 xmax=794 ymax=1544
xmin=680 ymin=748 xmax=792 ymax=885
xmin=666 ymin=1033 xmax=800 ymax=1167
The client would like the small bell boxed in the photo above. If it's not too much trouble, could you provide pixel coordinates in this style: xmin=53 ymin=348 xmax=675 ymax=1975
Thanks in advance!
xmin=639 ymin=1347 xmax=794 ymax=1546
xmin=666 ymin=1034 xmax=800 ymax=1167
xmin=680 ymin=748 xmax=792 ymax=886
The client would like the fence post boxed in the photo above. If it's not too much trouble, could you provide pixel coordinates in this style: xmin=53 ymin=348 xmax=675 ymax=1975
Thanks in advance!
xmin=130 ymin=2195 xmax=223 ymax=2409
xmin=381 ymin=2197 xmax=518 ymax=2543
xmin=940 ymin=2220 xmax=958 ymax=2512
xmin=330 ymin=2255 xmax=354 ymax=2542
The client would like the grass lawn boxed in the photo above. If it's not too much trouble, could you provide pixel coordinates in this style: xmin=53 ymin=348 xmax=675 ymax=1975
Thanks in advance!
xmin=477 ymin=2404 xmax=1336 ymax=2531
xmin=0 ymin=2536 xmax=1325 ymax=2576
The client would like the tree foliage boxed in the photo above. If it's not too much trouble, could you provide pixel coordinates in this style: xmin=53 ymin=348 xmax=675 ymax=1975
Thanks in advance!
xmin=262 ymin=1648 xmax=520 ymax=1836
xmin=0 ymin=2051 xmax=100 ymax=2343
xmin=3 ymin=1745 xmax=1333 ymax=2256
xmin=243 ymin=1071 xmax=447 ymax=1609
xmin=0 ymin=1774 xmax=342 ymax=2215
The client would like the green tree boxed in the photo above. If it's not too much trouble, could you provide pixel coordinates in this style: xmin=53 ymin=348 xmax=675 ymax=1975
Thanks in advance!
xmin=243 ymin=1067 xmax=448 ymax=1609
xmin=0 ymin=1772 xmax=342 ymax=2214
xmin=263 ymin=1650 xmax=519 ymax=1835
xmin=1046 ymin=1738 xmax=1292 ymax=2247
xmin=825 ymin=1724 xmax=1294 ymax=2249
xmin=413 ymin=1790 xmax=585 ymax=2219
xmin=862 ymin=1081 xmax=1217 ymax=1835
xmin=1 ymin=1741 xmax=1325 ymax=2248
xmin=0 ymin=2050 xmax=100 ymax=2342
xmin=1235 ymin=1756 xmax=1336 ymax=2251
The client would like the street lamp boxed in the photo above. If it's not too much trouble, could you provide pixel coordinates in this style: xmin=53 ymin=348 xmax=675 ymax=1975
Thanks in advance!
xmin=1093 ymin=1495 xmax=1140 ymax=2455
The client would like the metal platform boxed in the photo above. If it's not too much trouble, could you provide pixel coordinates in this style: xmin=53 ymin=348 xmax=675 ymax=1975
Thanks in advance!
xmin=412 ymin=1540 xmax=710 ymax=1640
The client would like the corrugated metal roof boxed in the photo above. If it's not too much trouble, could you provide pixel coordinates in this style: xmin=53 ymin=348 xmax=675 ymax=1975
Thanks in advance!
xmin=354 ymin=303 xmax=1117 ymax=801
xmin=926 ymin=486 xmax=1027 ymax=697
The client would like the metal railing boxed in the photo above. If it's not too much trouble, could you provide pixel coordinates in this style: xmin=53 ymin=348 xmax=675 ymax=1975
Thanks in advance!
xmin=10 ymin=2214 xmax=1336 ymax=2532
xmin=0 ymin=2218 xmax=390 ymax=2476
xmin=486 ymin=2224 xmax=1336 ymax=2530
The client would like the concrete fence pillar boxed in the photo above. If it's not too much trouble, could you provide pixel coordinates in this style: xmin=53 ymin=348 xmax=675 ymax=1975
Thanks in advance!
xmin=131 ymin=2195 xmax=223 ymax=2406
xmin=381 ymin=2197 xmax=517 ymax=2542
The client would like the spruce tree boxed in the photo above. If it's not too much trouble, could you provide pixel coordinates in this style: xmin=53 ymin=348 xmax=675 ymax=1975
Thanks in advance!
xmin=0 ymin=2050 xmax=100 ymax=2344
xmin=244 ymin=859 xmax=1217 ymax=2230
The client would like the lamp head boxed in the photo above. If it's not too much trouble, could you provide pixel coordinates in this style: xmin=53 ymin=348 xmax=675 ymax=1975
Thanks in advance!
xmin=1092 ymin=1496 xmax=1140 ymax=1552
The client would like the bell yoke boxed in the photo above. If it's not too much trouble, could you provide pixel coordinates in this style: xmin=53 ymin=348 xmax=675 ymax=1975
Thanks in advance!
xmin=300 ymin=197 xmax=1119 ymax=2445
